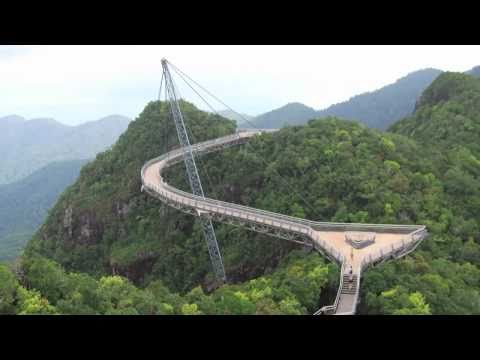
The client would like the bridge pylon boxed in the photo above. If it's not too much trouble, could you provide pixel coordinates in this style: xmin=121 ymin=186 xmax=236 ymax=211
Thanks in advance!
xmin=160 ymin=59 xmax=227 ymax=282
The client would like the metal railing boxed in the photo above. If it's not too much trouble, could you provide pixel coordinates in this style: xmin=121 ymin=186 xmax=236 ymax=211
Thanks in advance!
xmin=359 ymin=227 xmax=427 ymax=271
xmin=347 ymin=273 xmax=362 ymax=315
xmin=315 ymin=256 xmax=346 ymax=315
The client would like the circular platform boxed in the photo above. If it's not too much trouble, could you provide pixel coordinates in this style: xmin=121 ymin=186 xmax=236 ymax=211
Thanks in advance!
xmin=345 ymin=231 xmax=376 ymax=249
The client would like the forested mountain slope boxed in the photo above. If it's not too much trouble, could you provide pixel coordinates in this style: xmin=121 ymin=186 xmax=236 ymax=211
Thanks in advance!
xmin=250 ymin=69 xmax=443 ymax=130
xmin=316 ymin=68 xmax=443 ymax=130
xmin=0 ymin=160 xmax=89 ymax=262
xmin=360 ymin=72 xmax=480 ymax=314
xmin=245 ymin=67 xmax=478 ymax=132
xmin=390 ymin=72 xmax=480 ymax=155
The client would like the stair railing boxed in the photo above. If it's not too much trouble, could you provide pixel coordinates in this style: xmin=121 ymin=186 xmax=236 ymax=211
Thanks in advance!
xmin=315 ymin=254 xmax=346 ymax=315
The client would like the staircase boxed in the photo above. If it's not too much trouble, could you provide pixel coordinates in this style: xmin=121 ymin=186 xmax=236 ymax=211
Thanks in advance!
xmin=315 ymin=265 xmax=360 ymax=315
xmin=341 ymin=274 xmax=358 ymax=295
xmin=334 ymin=271 xmax=360 ymax=315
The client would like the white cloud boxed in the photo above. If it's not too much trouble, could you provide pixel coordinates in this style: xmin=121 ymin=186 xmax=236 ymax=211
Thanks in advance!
xmin=1 ymin=45 xmax=479 ymax=125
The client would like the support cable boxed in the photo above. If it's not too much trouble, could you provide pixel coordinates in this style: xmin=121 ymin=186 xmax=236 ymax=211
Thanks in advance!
xmin=158 ymin=69 xmax=165 ymax=101
xmin=172 ymin=75 xmax=220 ymax=199
xmin=167 ymin=60 xmax=317 ymax=216
xmin=167 ymin=60 xmax=259 ymax=129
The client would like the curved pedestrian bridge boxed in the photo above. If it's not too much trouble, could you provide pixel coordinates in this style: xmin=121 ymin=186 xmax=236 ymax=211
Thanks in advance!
xmin=141 ymin=129 xmax=428 ymax=315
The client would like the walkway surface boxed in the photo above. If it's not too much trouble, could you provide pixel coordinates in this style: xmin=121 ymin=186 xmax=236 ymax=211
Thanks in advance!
xmin=141 ymin=130 xmax=428 ymax=315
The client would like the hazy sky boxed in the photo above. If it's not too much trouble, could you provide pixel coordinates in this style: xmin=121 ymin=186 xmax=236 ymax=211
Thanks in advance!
xmin=1 ymin=45 xmax=479 ymax=125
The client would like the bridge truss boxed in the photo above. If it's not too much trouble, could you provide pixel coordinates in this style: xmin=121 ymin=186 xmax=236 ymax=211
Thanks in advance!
xmin=160 ymin=59 xmax=226 ymax=282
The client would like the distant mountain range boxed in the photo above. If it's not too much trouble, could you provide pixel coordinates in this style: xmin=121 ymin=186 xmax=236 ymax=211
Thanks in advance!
xmin=315 ymin=68 xmax=443 ymax=129
xmin=250 ymin=102 xmax=317 ymax=129
xmin=0 ymin=159 xmax=89 ymax=261
xmin=467 ymin=66 xmax=480 ymax=77
xmin=0 ymin=114 xmax=131 ymax=184
xmin=249 ymin=66 xmax=479 ymax=130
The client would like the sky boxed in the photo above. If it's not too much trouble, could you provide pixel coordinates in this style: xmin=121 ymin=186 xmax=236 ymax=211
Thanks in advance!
xmin=1 ymin=45 xmax=479 ymax=125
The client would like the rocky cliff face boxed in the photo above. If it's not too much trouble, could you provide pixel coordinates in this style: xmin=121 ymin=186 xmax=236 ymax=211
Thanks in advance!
xmin=61 ymin=205 xmax=103 ymax=246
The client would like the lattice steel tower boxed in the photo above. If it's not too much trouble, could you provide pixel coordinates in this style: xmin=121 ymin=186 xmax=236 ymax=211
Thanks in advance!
xmin=161 ymin=59 xmax=226 ymax=282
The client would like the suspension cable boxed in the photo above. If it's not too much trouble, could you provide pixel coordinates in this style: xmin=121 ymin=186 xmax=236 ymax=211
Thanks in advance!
xmin=158 ymin=68 xmax=165 ymax=101
xmin=167 ymin=60 xmax=260 ymax=130
xmin=167 ymin=60 xmax=317 ymax=215
xmin=169 ymin=72 xmax=219 ymax=199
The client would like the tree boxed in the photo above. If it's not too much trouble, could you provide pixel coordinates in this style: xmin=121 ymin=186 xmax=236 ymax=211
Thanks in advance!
xmin=0 ymin=264 xmax=19 ymax=314
xmin=392 ymin=292 xmax=431 ymax=315
xmin=373 ymin=286 xmax=431 ymax=315
xmin=17 ymin=287 xmax=57 ymax=315
xmin=181 ymin=303 xmax=202 ymax=315
xmin=96 ymin=276 xmax=140 ymax=315
xmin=21 ymin=256 xmax=71 ymax=304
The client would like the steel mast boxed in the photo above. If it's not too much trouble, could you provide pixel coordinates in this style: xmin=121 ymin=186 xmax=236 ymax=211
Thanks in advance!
xmin=161 ymin=58 xmax=226 ymax=282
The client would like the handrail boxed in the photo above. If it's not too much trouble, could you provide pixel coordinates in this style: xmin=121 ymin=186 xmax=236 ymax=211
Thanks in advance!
xmin=349 ymin=272 xmax=362 ymax=315
xmin=333 ymin=257 xmax=347 ymax=310
xmin=316 ymin=256 xmax=346 ymax=314
xmin=360 ymin=227 xmax=427 ymax=271
xmin=161 ymin=182 xmax=312 ymax=234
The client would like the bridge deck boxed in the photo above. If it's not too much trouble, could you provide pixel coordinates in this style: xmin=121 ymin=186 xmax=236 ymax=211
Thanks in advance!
xmin=141 ymin=130 xmax=428 ymax=315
